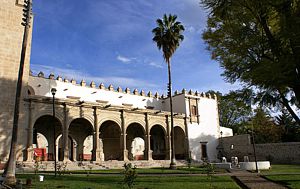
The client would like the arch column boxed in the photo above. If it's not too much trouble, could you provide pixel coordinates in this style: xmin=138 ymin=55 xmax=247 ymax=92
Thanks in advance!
xmin=77 ymin=140 xmax=84 ymax=161
xmin=25 ymin=100 xmax=34 ymax=162
xmin=72 ymin=140 xmax=77 ymax=161
xmin=121 ymin=110 xmax=128 ymax=161
xmin=145 ymin=113 xmax=152 ymax=160
xmin=92 ymin=107 xmax=103 ymax=162
xmin=62 ymin=104 xmax=70 ymax=161
xmin=184 ymin=117 xmax=190 ymax=159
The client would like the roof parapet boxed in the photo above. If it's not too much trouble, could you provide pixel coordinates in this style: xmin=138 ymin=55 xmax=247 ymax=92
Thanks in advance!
xmin=31 ymin=72 xmax=217 ymax=100
xmin=90 ymin=81 xmax=96 ymax=88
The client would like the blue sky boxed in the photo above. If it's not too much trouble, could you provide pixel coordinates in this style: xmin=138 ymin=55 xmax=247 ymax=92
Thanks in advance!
xmin=30 ymin=0 xmax=239 ymax=95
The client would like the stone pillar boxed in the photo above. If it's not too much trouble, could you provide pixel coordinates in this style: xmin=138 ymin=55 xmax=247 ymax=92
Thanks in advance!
xmin=92 ymin=107 xmax=102 ymax=162
xmin=166 ymin=115 xmax=171 ymax=160
xmin=77 ymin=140 xmax=84 ymax=161
xmin=72 ymin=141 xmax=77 ymax=161
xmin=184 ymin=117 xmax=190 ymax=159
xmin=144 ymin=113 xmax=152 ymax=160
xmin=62 ymin=103 xmax=69 ymax=162
xmin=121 ymin=110 xmax=128 ymax=161
xmin=25 ymin=100 xmax=34 ymax=162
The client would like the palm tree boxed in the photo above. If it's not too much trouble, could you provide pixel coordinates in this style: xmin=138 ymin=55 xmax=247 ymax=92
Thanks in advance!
xmin=152 ymin=14 xmax=184 ymax=169
xmin=3 ymin=0 xmax=32 ymax=186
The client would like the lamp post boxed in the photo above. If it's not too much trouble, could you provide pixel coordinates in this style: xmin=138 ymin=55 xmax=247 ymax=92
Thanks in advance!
xmin=251 ymin=122 xmax=259 ymax=173
xmin=51 ymin=88 xmax=57 ymax=177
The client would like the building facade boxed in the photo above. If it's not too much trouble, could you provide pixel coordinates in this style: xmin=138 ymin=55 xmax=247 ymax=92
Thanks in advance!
xmin=0 ymin=0 xmax=232 ymax=166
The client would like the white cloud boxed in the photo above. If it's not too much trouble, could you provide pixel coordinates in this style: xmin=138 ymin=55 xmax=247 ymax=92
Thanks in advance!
xmin=186 ymin=26 xmax=196 ymax=33
xmin=149 ymin=61 xmax=163 ymax=68
xmin=117 ymin=55 xmax=132 ymax=63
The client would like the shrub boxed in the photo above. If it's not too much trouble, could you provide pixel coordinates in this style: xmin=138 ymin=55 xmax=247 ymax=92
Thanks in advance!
xmin=122 ymin=163 xmax=137 ymax=189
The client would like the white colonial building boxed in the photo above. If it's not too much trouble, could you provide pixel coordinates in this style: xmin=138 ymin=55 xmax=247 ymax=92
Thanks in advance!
xmin=0 ymin=0 xmax=232 ymax=169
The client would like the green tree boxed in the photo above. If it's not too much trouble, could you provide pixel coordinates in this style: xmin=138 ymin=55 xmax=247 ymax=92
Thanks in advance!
xmin=206 ymin=90 xmax=252 ymax=134
xmin=275 ymin=109 xmax=300 ymax=142
xmin=201 ymin=0 xmax=300 ymax=125
xmin=250 ymin=108 xmax=282 ymax=143
xmin=152 ymin=14 xmax=184 ymax=168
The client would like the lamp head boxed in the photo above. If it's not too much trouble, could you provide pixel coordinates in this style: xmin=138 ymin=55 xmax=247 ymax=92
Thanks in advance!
xmin=51 ymin=88 xmax=57 ymax=96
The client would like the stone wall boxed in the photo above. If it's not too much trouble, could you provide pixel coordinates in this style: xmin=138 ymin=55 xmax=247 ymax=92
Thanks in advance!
xmin=221 ymin=134 xmax=300 ymax=164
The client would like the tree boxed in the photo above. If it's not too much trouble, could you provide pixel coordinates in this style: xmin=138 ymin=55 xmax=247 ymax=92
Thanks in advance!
xmin=201 ymin=0 xmax=300 ymax=124
xmin=3 ymin=0 xmax=32 ymax=186
xmin=275 ymin=109 xmax=300 ymax=142
xmin=206 ymin=90 xmax=252 ymax=134
xmin=250 ymin=108 xmax=282 ymax=143
xmin=152 ymin=14 xmax=184 ymax=169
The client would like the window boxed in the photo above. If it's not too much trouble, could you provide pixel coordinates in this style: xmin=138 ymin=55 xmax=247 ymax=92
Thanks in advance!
xmin=191 ymin=105 xmax=197 ymax=116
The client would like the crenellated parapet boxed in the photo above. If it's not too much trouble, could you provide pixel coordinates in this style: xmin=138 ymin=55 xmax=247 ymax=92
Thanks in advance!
xmin=32 ymin=72 xmax=217 ymax=100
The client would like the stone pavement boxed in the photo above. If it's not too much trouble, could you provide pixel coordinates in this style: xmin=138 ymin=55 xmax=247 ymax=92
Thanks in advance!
xmin=229 ymin=169 xmax=288 ymax=189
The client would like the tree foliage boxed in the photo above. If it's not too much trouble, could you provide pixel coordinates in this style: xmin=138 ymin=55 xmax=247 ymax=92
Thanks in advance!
xmin=152 ymin=14 xmax=185 ymax=64
xmin=250 ymin=108 xmax=282 ymax=143
xmin=201 ymin=0 xmax=300 ymax=124
xmin=275 ymin=109 xmax=300 ymax=141
xmin=210 ymin=89 xmax=299 ymax=142
xmin=207 ymin=90 xmax=252 ymax=134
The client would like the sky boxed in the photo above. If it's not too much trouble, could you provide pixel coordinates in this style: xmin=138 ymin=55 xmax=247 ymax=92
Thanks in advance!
xmin=30 ymin=0 xmax=240 ymax=95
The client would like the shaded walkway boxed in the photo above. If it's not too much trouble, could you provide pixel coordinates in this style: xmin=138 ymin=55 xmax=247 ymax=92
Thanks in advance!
xmin=230 ymin=169 xmax=287 ymax=189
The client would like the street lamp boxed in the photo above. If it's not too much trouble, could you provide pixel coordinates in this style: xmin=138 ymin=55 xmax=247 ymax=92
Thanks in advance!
xmin=51 ymin=88 xmax=57 ymax=177
xmin=251 ymin=123 xmax=259 ymax=173
xmin=251 ymin=128 xmax=259 ymax=173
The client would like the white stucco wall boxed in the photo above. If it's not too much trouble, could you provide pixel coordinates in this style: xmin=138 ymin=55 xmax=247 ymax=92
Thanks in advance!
xmin=29 ymin=76 xmax=163 ymax=110
xmin=187 ymin=97 xmax=221 ymax=162
xmin=28 ymin=76 xmax=233 ymax=163
xmin=220 ymin=126 xmax=233 ymax=137
xmin=163 ymin=94 xmax=186 ymax=114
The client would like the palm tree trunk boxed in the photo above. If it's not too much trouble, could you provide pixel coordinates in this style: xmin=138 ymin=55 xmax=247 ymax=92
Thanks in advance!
xmin=167 ymin=60 xmax=176 ymax=169
xmin=3 ymin=4 xmax=31 ymax=185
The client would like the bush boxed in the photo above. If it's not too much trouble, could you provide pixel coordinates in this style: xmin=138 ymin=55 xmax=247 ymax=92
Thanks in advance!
xmin=122 ymin=163 xmax=137 ymax=189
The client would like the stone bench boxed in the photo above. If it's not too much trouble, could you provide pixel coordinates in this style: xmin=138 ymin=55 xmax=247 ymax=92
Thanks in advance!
xmin=239 ymin=161 xmax=271 ymax=171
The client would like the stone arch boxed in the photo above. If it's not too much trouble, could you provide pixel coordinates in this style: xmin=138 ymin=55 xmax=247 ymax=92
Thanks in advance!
xmin=69 ymin=118 xmax=94 ymax=161
xmin=149 ymin=121 xmax=167 ymax=136
xmin=27 ymin=85 xmax=35 ymax=96
xmin=98 ymin=117 xmax=122 ymax=129
xmin=33 ymin=115 xmax=63 ymax=161
xmin=99 ymin=120 xmax=122 ymax=160
xmin=125 ymin=119 xmax=145 ymax=130
xmin=67 ymin=115 xmax=94 ymax=130
xmin=150 ymin=124 xmax=167 ymax=160
xmin=173 ymin=121 xmax=185 ymax=131
xmin=32 ymin=107 xmax=64 ymax=128
xmin=149 ymin=119 xmax=167 ymax=131
xmin=126 ymin=123 xmax=146 ymax=160
xmin=174 ymin=126 xmax=186 ymax=160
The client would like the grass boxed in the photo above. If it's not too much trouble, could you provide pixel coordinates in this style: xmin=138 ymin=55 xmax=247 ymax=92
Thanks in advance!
xmin=261 ymin=164 xmax=300 ymax=189
xmin=261 ymin=164 xmax=300 ymax=174
xmin=263 ymin=175 xmax=300 ymax=189
xmin=17 ymin=174 xmax=240 ymax=189
xmin=39 ymin=166 xmax=227 ymax=175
